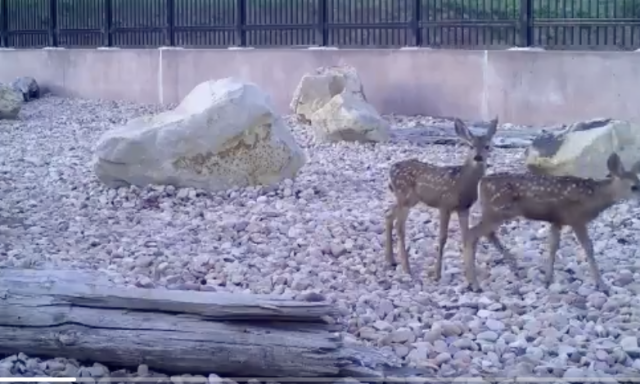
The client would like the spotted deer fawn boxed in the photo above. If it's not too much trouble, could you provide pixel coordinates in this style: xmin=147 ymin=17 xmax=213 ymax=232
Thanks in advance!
xmin=384 ymin=117 xmax=499 ymax=280
xmin=461 ymin=152 xmax=640 ymax=294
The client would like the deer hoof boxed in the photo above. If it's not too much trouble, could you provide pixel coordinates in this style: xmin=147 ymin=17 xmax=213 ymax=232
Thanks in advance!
xmin=384 ymin=253 xmax=397 ymax=267
xmin=464 ymin=281 xmax=482 ymax=293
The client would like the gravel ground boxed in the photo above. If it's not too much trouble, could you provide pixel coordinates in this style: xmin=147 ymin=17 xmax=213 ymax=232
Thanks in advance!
xmin=2 ymin=95 xmax=640 ymax=381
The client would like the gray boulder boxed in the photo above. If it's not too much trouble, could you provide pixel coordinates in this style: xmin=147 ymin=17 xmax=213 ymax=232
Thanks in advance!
xmin=525 ymin=118 xmax=640 ymax=179
xmin=0 ymin=84 xmax=23 ymax=119
xmin=93 ymin=77 xmax=307 ymax=191
xmin=11 ymin=76 xmax=40 ymax=102
xmin=290 ymin=65 xmax=389 ymax=143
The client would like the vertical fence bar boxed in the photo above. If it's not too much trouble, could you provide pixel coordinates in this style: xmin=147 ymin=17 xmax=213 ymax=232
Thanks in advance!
xmin=518 ymin=0 xmax=533 ymax=46
xmin=423 ymin=0 xmax=430 ymax=46
xmin=317 ymin=0 xmax=327 ymax=46
xmin=48 ymin=0 xmax=58 ymax=47
xmin=7 ymin=0 xmax=640 ymax=50
xmin=235 ymin=0 xmax=246 ymax=46
xmin=0 ymin=0 xmax=7 ymax=47
xmin=412 ymin=0 xmax=421 ymax=46
xmin=165 ymin=0 xmax=174 ymax=46
xmin=103 ymin=0 xmax=112 ymax=46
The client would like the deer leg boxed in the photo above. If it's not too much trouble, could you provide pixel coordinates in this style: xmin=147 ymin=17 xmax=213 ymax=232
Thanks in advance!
xmin=395 ymin=207 xmax=412 ymax=276
xmin=456 ymin=209 xmax=470 ymax=242
xmin=572 ymin=231 xmax=586 ymax=263
xmin=384 ymin=204 xmax=397 ymax=267
xmin=571 ymin=223 xmax=610 ymax=295
xmin=543 ymin=224 xmax=561 ymax=288
xmin=463 ymin=217 xmax=505 ymax=292
xmin=434 ymin=208 xmax=452 ymax=282
xmin=486 ymin=232 xmax=519 ymax=274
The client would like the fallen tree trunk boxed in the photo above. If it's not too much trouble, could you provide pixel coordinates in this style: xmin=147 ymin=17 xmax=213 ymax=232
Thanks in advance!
xmin=0 ymin=269 xmax=402 ymax=378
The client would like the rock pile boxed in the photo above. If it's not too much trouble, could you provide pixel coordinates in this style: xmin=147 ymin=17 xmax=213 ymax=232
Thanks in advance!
xmin=3 ymin=95 xmax=640 ymax=382
xmin=0 ymin=353 xmax=259 ymax=384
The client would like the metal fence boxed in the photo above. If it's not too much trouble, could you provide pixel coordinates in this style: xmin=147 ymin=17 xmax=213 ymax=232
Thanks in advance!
xmin=1 ymin=0 xmax=639 ymax=50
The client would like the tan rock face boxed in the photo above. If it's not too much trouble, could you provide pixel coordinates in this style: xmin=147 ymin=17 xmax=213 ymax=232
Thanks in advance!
xmin=290 ymin=65 xmax=367 ymax=122
xmin=290 ymin=65 xmax=389 ymax=143
xmin=93 ymin=77 xmax=306 ymax=191
xmin=310 ymin=92 xmax=390 ymax=143
xmin=525 ymin=118 xmax=640 ymax=180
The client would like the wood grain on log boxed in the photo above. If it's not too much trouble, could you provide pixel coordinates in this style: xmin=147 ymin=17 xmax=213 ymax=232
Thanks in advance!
xmin=0 ymin=269 xmax=401 ymax=378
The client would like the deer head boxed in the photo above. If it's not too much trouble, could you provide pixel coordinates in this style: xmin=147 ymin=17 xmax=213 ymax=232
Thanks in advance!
xmin=606 ymin=152 xmax=640 ymax=201
xmin=453 ymin=117 xmax=499 ymax=165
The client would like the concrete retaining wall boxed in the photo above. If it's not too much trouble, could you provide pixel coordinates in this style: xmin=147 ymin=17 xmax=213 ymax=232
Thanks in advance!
xmin=0 ymin=47 xmax=638 ymax=126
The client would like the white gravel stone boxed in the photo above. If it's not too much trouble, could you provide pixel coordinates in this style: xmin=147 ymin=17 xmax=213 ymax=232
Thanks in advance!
xmin=485 ymin=318 xmax=505 ymax=332
xmin=2 ymin=96 xmax=640 ymax=379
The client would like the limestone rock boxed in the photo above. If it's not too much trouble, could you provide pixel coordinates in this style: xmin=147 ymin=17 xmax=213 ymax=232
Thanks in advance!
xmin=93 ymin=77 xmax=306 ymax=191
xmin=11 ymin=76 xmax=40 ymax=102
xmin=310 ymin=92 xmax=390 ymax=143
xmin=0 ymin=84 xmax=22 ymax=120
xmin=290 ymin=65 xmax=367 ymax=124
xmin=291 ymin=65 xmax=389 ymax=143
xmin=525 ymin=118 xmax=640 ymax=179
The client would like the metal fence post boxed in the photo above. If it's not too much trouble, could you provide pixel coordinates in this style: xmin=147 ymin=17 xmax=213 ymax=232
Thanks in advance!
xmin=316 ymin=0 xmax=327 ymax=46
xmin=518 ymin=0 xmax=533 ymax=47
xmin=412 ymin=0 xmax=422 ymax=46
xmin=0 ymin=0 xmax=7 ymax=47
xmin=103 ymin=0 xmax=112 ymax=47
xmin=235 ymin=0 xmax=246 ymax=46
xmin=165 ymin=0 xmax=174 ymax=46
xmin=48 ymin=0 xmax=58 ymax=47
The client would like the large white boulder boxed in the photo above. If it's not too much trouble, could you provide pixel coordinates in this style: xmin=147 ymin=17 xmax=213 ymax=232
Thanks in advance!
xmin=525 ymin=118 xmax=640 ymax=179
xmin=0 ymin=84 xmax=23 ymax=119
xmin=290 ymin=65 xmax=389 ymax=143
xmin=93 ymin=78 xmax=306 ymax=191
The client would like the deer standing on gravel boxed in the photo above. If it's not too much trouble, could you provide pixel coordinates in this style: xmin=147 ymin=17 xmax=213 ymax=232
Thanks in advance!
xmin=384 ymin=117 xmax=499 ymax=280
xmin=461 ymin=152 xmax=640 ymax=294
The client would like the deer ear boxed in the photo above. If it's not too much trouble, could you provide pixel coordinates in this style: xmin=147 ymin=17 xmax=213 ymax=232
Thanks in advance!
xmin=486 ymin=116 xmax=499 ymax=138
xmin=607 ymin=152 xmax=624 ymax=176
xmin=454 ymin=118 xmax=473 ymax=144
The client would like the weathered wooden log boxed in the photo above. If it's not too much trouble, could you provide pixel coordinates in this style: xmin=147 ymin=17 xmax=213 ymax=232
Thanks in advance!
xmin=0 ymin=269 xmax=403 ymax=378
